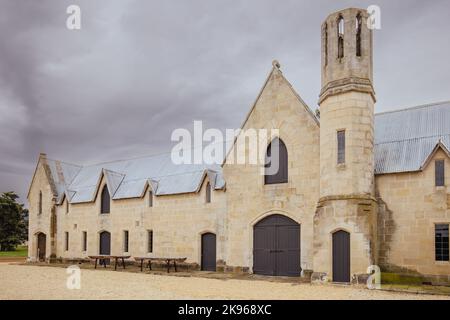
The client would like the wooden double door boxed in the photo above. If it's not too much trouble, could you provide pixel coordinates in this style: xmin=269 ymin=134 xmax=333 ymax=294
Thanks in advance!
xmin=253 ymin=215 xmax=300 ymax=277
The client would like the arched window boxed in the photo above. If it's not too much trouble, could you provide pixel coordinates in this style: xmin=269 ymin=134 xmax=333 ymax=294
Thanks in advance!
xmin=38 ymin=191 xmax=42 ymax=215
xmin=264 ymin=138 xmax=288 ymax=185
xmin=149 ymin=190 xmax=153 ymax=207
xmin=356 ymin=13 xmax=362 ymax=57
xmin=337 ymin=16 xmax=344 ymax=59
xmin=100 ymin=185 xmax=110 ymax=214
xmin=205 ymin=182 xmax=211 ymax=203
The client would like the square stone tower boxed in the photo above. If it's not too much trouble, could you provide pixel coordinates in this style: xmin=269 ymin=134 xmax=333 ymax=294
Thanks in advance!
xmin=313 ymin=8 xmax=378 ymax=283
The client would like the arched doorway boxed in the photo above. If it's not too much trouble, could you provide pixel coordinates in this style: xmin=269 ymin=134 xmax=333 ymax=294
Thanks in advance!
xmin=99 ymin=231 xmax=111 ymax=265
xmin=332 ymin=230 xmax=350 ymax=283
xmin=253 ymin=214 xmax=300 ymax=276
xmin=201 ymin=233 xmax=216 ymax=271
xmin=37 ymin=233 xmax=46 ymax=261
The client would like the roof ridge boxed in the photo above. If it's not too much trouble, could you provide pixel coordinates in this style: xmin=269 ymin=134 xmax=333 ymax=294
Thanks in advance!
xmin=46 ymin=158 xmax=82 ymax=168
xmin=83 ymin=138 xmax=231 ymax=168
xmin=375 ymin=100 xmax=450 ymax=116
xmin=375 ymin=133 xmax=450 ymax=146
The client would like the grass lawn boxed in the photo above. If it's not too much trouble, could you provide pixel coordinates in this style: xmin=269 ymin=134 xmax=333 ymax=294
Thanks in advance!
xmin=0 ymin=245 xmax=28 ymax=257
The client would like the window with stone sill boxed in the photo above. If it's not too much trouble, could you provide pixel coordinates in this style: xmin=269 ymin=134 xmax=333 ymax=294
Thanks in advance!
xmin=435 ymin=224 xmax=449 ymax=262
xmin=435 ymin=159 xmax=445 ymax=187
xmin=337 ymin=130 xmax=346 ymax=164
xmin=65 ymin=231 xmax=69 ymax=251
xmin=82 ymin=231 xmax=87 ymax=252
xmin=147 ymin=230 xmax=153 ymax=253
xmin=123 ymin=230 xmax=129 ymax=253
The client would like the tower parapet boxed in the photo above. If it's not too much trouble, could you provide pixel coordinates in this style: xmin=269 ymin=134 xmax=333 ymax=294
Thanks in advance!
xmin=320 ymin=8 xmax=375 ymax=104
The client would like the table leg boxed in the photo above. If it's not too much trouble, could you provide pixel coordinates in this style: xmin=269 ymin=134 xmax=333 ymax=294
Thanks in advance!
xmin=114 ymin=258 xmax=118 ymax=271
xmin=140 ymin=259 xmax=144 ymax=272
xmin=148 ymin=260 xmax=152 ymax=270
xmin=94 ymin=258 xmax=98 ymax=269
xmin=122 ymin=258 xmax=126 ymax=269
xmin=167 ymin=259 xmax=170 ymax=273
xmin=174 ymin=261 xmax=177 ymax=272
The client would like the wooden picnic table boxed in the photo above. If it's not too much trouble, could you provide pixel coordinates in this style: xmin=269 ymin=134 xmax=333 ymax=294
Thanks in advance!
xmin=134 ymin=257 xmax=187 ymax=273
xmin=89 ymin=255 xmax=131 ymax=271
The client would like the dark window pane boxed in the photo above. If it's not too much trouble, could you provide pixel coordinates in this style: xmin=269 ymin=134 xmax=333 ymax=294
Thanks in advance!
xmin=264 ymin=138 xmax=288 ymax=185
xmin=82 ymin=231 xmax=87 ymax=251
xmin=123 ymin=230 xmax=129 ymax=252
xmin=149 ymin=191 xmax=153 ymax=207
xmin=435 ymin=160 xmax=445 ymax=186
xmin=337 ymin=130 xmax=346 ymax=164
xmin=101 ymin=186 xmax=110 ymax=214
xmin=206 ymin=182 xmax=211 ymax=203
xmin=39 ymin=191 xmax=42 ymax=215
xmin=65 ymin=232 xmax=69 ymax=251
xmin=356 ymin=14 xmax=362 ymax=57
xmin=148 ymin=230 xmax=153 ymax=253
xmin=435 ymin=224 xmax=449 ymax=261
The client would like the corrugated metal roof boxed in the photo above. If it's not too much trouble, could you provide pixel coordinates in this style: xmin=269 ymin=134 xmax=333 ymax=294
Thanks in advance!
xmin=45 ymin=159 xmax=82 ymax=204
xmin=374 ymin=101 xmax=450 ymax=174
xmin=49 ymin=152 xmax=225 ymax=204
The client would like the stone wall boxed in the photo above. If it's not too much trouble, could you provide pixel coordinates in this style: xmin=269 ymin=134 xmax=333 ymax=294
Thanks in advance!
xmin=313 ymin=196 xmax=377 ymax=280
xmin=29 ymin=165 xmax=227 ymax=266
xmin=376 ymin=148 xmax=450 ymax=282
xmin=318 ymin=91 xmax=375 ymax=198
xmin=27 ymin=155 xmax=56 ymax=261
xmin=223 ymin=66 xmax=320 ymax=272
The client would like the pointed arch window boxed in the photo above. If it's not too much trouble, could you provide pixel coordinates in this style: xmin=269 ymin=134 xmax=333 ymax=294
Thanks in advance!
xmin=264 ymin=137 xmax=288 ymax=185
xmin=149 ymin=190 xmax=153 ymax=207
xmin=205 ymin=182 xmax=211 ymax=203
xmin=100 ymin=185 xmax=110 ymax=214
xmin=337 ymin=16 xmax=344 ymax=59
xmin=356 ymin=13 xmax=362 ymax=57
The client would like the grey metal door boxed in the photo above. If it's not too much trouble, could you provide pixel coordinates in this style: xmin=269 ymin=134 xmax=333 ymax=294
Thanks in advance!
xmin=332 ymin=230 xmax=350 ymax=283
xmin=37 ymin=233 xmax=46 ymax=261
xmin=253 ymin=215 xmax=300 ymax=277
xmin=201 ymin=233 xmax=216 ymax=271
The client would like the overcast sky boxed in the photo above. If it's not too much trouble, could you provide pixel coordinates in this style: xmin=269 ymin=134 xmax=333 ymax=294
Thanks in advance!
xmin=1 ymin=0 xmax=450 ymax=203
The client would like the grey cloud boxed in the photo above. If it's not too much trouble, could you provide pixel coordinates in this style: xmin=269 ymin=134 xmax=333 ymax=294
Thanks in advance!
xmin=0 ymin=0 xmax=449 ymax=202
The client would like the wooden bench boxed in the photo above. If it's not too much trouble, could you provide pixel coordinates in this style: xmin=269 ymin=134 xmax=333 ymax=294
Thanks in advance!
xmin=89 ymin=255 xmax=131 ymax=271
xmin=134 ymin=257 xmax=187 ymax=273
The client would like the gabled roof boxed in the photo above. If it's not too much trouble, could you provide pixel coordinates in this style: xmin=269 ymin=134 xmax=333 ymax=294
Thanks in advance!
xmin=222 ymin=62 xmax=319 ymax=166
xmin=374 ymin=101 xmax=450 ymax=174
xmin=46 ymin=159 xmax=82 ymax=204
xmin=47 ymin=152 xmax=225 ymax=204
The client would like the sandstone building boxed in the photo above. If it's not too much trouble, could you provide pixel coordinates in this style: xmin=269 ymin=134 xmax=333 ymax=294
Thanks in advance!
xmin=27 ymin=8 xmax=450 ymax=283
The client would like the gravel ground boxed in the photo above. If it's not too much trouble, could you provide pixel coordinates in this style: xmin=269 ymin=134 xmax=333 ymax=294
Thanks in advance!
xmin=0 ymin=264 xmax=448 ymax=300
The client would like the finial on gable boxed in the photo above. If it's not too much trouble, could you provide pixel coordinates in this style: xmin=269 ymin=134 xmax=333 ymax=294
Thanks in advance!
xmin=272 ymin=60 xmax=281 ymax=69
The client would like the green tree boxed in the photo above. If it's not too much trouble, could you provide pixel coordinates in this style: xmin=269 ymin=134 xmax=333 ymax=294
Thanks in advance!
xmin=0 ymin=192 xmax=28 ymax=251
